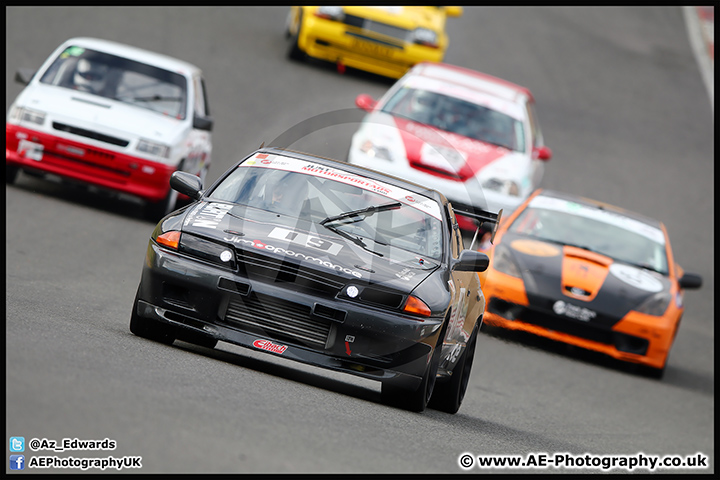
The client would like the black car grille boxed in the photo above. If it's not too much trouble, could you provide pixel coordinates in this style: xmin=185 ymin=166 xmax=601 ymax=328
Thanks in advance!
xmin=223 ymin=292 xmax=332 ymax=349
xmin=53 ymin=122 xmax=129 ymax=147
xmin=343 ymin=14 xmax=410 ymax=44
xmin=487 ymin=298 xmax=648 ymax=355
xmin=235 ymin=248 xmax=346 ymax=297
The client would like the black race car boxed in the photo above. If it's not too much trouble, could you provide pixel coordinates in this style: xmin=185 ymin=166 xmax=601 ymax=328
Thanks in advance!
xmin=130 ymin=147 xmax=499 ymax=413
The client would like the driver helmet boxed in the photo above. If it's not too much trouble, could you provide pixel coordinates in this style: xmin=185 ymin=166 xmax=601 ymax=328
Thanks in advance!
xmin=410 ymin=90 xmax=436 ymax=115
xmin=74 ymin=58 xmax=108 ymax=93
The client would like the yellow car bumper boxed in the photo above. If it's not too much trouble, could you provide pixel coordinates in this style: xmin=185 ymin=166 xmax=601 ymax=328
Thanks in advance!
xmin=298 ymin=15 xmax=445 ymax=79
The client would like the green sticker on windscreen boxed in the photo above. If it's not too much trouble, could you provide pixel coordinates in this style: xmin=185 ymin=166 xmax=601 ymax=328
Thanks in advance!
xmin=60 ymin=46 xmax=85 ymax=58
xmin=566 ymin=202 xmax=582 ymax=211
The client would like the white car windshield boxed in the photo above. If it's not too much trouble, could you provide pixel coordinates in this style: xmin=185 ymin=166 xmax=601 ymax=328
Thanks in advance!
xmin=381 ymin=87 xmax=525 ymax=152
xmin=39 ymin=45 xmax=188 ymax=119
xmin=208 ymin=162 xmax=444 ymax=261
xmin=509 ymin=204 xmax=669 ymax=275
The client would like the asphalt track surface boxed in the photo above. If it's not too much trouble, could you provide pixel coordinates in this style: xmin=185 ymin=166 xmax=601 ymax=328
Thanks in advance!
xmin=5 ymin=7 xmax=714 ymax=474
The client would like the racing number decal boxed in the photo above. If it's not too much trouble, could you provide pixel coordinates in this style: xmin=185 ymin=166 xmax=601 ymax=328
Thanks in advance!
xmin=268 ymin=227 xmax=343 ymax=255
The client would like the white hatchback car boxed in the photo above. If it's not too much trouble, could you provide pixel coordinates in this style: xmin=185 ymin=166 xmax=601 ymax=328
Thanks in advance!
xmin=348 ymin=62 xmax=552 ymax=231
xmin=6 ymin=37 xmax=213 ymax=221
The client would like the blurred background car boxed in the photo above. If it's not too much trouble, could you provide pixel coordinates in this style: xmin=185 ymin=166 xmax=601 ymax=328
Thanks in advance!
xmin=481 ymin=189 xmax=702 ymax=379
xmin=284 ymin=6 xmax=463 ymax=79
xmin=6 ymin=37 xmax=214 ymax=221
xmin=348 ymin=61 xmax=552 ymax=231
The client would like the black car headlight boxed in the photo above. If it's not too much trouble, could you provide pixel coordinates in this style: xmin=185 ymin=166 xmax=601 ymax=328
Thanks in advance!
xmin=634 ymin=291 xmax=671 ymax=316
xmin=153 ymin=229 xmax=236 ymax=270
xmin=492 ymin=244 xmax=522 ymax=278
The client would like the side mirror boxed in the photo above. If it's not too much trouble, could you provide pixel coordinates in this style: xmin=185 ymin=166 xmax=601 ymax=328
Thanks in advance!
xmin=678 ymin=272 xmax=702 ymax=290
xmin=170 ymin=171 xmax=204 ymax=200
xmin=193 ymin=115 xmax=214 ymax=132
xmin=15 ymin=68 xmax=36 ymax=86
xmin=453 ymin=250 xmax=490 ymax=272
xmin=532 ymin=145 xmax=552 ymax=161
xmin=355 ymin=94 xmax=377 ymax=112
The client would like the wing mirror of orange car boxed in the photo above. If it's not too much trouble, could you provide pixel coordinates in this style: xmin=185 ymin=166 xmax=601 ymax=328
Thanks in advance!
xmin=355 ymin=94 xmax=377 ymax=112
xmin=678 ymin=272 xmax=702 ymax=290
xmin=532 ymin=145 xmax=552 ymax=161
xmin=453 ymin=250 xmax=490 ymax=272
xmin=170 ymin=171 xmax=204 ymax=201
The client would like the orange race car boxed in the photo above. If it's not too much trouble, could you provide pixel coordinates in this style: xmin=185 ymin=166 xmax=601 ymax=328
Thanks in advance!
xmin=481 ymin=189 xmax=702 ymax=378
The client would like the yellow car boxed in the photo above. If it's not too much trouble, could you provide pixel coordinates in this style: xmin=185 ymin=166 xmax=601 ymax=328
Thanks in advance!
xmin=284 ymin=6 xmax=463 ymax=79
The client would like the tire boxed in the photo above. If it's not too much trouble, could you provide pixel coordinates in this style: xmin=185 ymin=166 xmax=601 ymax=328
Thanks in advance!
xmin=429 ymin=324 xmax=479 ymax=414
xmin=286 ymin=10 xmax=306 ymax=61
xmin=381 ymin=326 xmax=445 ymax=413
xmin=6 ymin=165 xmax=20 ymax=185
xmin=144 ymin=187 xmax=179 ymax=223
xmin=129 ymin=288 xmax=175 ymax=345
xmin=144 ymin=160 xmax=185 ymax=223
xmin=638 ymin=361 xmax=666 ymax=380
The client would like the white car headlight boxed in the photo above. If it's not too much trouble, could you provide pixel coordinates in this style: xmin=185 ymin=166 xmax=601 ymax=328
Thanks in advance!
xmin=359 ymin=139 xmax=394 ymax=161
xmin=482 ymin=178 xmax=520 ymax=196
xmin=412 ymin=28 xmax=438 ymax=47
xmin=9 ymin=106 xmax=46 ymax=126
xmin=316 ymin=6 xmax=344 ymax=21
xmin=137 ymin=139 xmax=170 ymax=159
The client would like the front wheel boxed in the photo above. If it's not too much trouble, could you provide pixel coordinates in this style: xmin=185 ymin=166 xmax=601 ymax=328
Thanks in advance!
xmin=381 ymin=330 xmax=444 ymax=412
xmin=129 ymin=288 xmax=176 ymax=345
xmin=6 ymin=165 xmax=20 ymax=185
xmin=286 ymin=10 xmax=306 ymax=61
xmin=429 ymin=323 xmax=479 ymax=414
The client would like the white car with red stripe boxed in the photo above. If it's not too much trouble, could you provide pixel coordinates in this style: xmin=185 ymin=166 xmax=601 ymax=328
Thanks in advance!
xmin=348 ymin=62 xmax=551 ymax=230
xmin=6 ymin=37 xmax=213 ymax=221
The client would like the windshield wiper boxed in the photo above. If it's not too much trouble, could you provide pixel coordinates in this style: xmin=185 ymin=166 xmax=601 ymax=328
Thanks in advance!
xmin=531 ymin=236 xmax=603 ymax=255
xmin=128 ymin=95 xmax=182 ymax=102
xmin=322 ymin=224 xmax=383 ymax=257
xmin=320 ymin=201 xmax=402 ymax=226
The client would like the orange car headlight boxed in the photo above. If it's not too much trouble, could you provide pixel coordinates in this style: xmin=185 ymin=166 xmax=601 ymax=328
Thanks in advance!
xmin=493 ymin=244 xmax=522 ymax=278
xmin=634 ymin=291 xmax=671 ymax=316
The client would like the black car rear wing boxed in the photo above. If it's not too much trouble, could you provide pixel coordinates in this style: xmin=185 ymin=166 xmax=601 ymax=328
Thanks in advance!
xmin=451 ymin=205 xmax=503 ymax=246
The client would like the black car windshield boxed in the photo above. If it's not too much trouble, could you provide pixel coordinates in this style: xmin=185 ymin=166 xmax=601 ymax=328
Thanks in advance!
xmin=509 ymin=196 xmax=669 ymax=275
xmin=39 ymin=45 xmax=188 ymax=119
xmin=381 ymin=86 xmax=525 ymax=152
xmin=207 ymin=155 xmax=444 ymax=260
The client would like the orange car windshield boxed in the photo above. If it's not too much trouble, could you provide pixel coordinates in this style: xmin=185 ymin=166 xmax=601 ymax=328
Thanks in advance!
xmin=510 ymin=206 xmax=669 ymax=275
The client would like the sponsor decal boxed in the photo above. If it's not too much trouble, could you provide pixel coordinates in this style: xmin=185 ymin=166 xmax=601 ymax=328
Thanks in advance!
xmin=252 ymin=339 xmax=288 ymax=354
xmin=225 ymin=236 xmax=363 ymax=278
xmin=510 ymin=239 xmax=560 ymax=257
xmin=57 ymin=143 xmax=85 ymax=156
xmin=395 ymin=268 xmax=416 ymax=281
xmin=18 ymin=139 xmax=44 ymax=161
xmin=183 ymin=203 xmax=203 ymax=227
xmin=191 ymin=203 xmax=233 ymax=229
xmin=609 ymin=264 xmax=664 ymax=293
xmin=552 ymin=300 xmax=597 ymax=322
xmin=239 ymin=154 xmax=442 ymax=219
xmin=268 ymin=227 xmax=343 ymax=255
